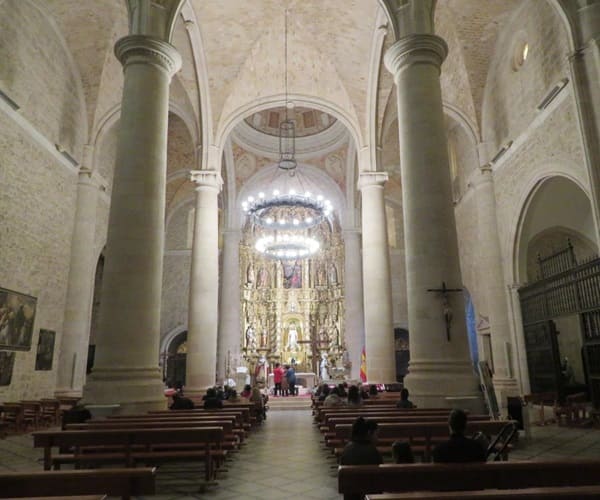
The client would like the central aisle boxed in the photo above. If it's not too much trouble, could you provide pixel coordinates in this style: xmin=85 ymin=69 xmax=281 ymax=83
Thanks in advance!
xmin=161 ymin=408 xmax=340 ymax=500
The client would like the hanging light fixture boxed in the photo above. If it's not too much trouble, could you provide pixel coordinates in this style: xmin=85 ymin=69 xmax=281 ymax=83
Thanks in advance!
xmin=241 ymin=7 xmax=333 ymax=259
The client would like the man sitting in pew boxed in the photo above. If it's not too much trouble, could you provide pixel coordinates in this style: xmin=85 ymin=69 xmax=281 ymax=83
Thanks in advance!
xmin=432 ymin=408 xmax=486 ymax=463
xmin=169 ymin=392 xmax=194 ymax=410
xmin=340 ymin=417 xmax=383 ymax=466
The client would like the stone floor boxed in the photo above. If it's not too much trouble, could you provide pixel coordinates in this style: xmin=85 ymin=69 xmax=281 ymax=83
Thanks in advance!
xmin=1 ymin=409 xmax=600 ymax=499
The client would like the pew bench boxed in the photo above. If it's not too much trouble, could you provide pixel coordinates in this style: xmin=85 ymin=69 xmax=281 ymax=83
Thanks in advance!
xmin=338 ymin=460 xmax=600 ymax=499
xmin=33 ymin=427 xmax=225 ymax=481
xmin=66 ymin=419 xmax=240 ymax=450
xmin=332 ymin=420 xmax=514 ymax=461
xmin=365 ymin=485 xmax=600 ymax=499
xmin=0 ymin=467 xmax=155 ymax=500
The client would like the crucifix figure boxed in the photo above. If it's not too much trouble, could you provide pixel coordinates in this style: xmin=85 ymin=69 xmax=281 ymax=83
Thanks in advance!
xmin=426 ymin=281 xmax=462 ymax=341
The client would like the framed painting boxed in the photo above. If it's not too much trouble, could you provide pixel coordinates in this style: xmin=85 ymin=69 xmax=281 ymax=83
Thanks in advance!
xmin=35 ymin=329 xmax=55 ymax=371
xmin=0 ymin=351 xmax=15 ymax=386
xmin=0 ymin=287 xmax=37 ymax=351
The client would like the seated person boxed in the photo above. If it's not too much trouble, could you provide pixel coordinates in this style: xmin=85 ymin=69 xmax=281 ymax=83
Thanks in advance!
xmin=392 ymin=440 xmax=415 ymax=463
xmin=396 ymin=388 xmax=416 ymax=409
xmin=347 ymin=385 xmax=362 ymax=407
xmin=203 ymin=387 xmax=223 ymax=409
xmin=337 ymin=383 xmax=348 ymax=398
xmin=240 ymin=384 xmax=252 ymax=398
xmin=170 ymin=392 xmax=195 ymax=410
xmin=340 ymin=417 xmax=383 ymax=465
xmin=432 ymin=408 xmax=486 ymax=463
xmin=368 ymin=384 xmax=379 ymax=397
xmin=318 ymin=384 xmax=331 ymax=402
xmin=323 ymin=386 xmax=345 ymax=407
xmin=250 ymin=386 xmax=267 ymax=422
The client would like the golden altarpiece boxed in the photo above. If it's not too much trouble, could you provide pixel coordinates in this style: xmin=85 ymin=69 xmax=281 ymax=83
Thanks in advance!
xmin=239 ymin=214 xmax=347 ymax=383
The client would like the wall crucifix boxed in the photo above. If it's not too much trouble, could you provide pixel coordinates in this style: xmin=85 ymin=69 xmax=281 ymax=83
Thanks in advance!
xmin=426 ymin=281 xmax=463 ymax=341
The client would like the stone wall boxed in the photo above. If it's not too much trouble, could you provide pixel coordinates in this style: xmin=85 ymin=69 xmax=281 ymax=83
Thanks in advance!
xmin=482 ymin=0 xmax=570 ymax=149
xmin=0 ymin=0 xmax=87 ymax=160
xmin=161 ymin=202 xmax=193 ymax=342
xmin=0 ymin=122 xmax=77 ymax=400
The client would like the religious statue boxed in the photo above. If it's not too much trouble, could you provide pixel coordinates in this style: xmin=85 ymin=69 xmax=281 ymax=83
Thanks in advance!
xmin=255 ymin=354 xmax=267 ymax=382
xmin=316 ymin=264 xmax=327 ymax=286
xmin=320 ymin=353 xmax=330 ymax=381
xmin=287 ymin=322 xmax=299 ymax=351
xmin=246 ymin=263 xmax=255 ymax=287
xmin=260 ymin=328 xmax=268 ymax=348
xmin=329 ymin=262 xmax=338 ymax=284
xmin=319 ymin=326 xmax=329 ymax=345
xmin=257 ymin=266 xmax=269 ymax=288
xmin=245 ymin=324 xmax=256 ymax=350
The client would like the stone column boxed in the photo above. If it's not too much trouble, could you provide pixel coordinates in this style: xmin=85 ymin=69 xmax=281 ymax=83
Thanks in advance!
xmin=384 ymin=34 xmax=481 ymax=409
xmin=474 ymin=165 xmax=519 ymax=405
xmin=343 ymin=228 xmax=365 ymax=379
xmin=83 ymin=35 xmax=181 ymax=413
xmin=568 ymin=1 xmax=600 ymax=244
xmin=56 ymin=155 xmax=99 ymax=397
xmin=508 ymin=283 xmax=531 ymax=394
xmin=217 ymin=229 xmax=241 ymax=383
xmin=358 ymin=172 xmax=396 ymax=383
xmin=186 ymin=170 xmax=222 ymax=395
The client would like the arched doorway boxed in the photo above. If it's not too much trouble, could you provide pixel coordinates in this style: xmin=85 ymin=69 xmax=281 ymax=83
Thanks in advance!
xmin=516 ymin=176 xmax=599 ymax=403
xmin=163 ymin=331 xmax=187 ymax=387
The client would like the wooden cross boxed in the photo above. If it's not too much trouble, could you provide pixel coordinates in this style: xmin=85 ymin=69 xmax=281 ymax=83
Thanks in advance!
xmin=426 ymin=281 xmax=463 ymax=341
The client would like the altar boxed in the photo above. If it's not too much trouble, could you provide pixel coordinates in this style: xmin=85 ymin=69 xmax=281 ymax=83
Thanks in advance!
xmin=268 ymin=372 xmax=317 ymax=389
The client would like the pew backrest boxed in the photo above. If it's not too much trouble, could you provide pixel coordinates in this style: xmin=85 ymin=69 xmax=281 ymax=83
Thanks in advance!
xmin=0 ymin=467 xmax=155 ymax=499
xmin=338 ymin=461 xmax=600 ymax=497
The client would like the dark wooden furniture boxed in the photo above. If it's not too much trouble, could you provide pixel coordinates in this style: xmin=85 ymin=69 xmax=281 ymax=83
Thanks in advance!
xmin=33 ymin=427 xmax=225 ymax=481
xmin=0 ymin=467 xmax=155 ymax=500
xmin=338 ymin=461 xmax=600 ymax=499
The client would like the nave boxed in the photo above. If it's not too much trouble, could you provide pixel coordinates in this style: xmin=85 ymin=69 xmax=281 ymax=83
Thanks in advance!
xmin=2 ymin=406 xmax=600 ymax=499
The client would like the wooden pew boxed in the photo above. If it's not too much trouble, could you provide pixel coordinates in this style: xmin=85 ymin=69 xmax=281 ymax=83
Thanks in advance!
xmin=333 ymin=420 xmax=513 ymax=461
xmin=33 ymin=427 xmax=224 ymax=481
xmin=0 ymin=467 xmax=155 ymax=500
xmin=365 ymin=485 xmax=600 ymax=499
xmin=66 ymin=419 xmax=240 ymax=449
xmin=338 ymin=461 xmax=600 ymax=499
xmin=316 ymin=407 xmax=453 ymax=423
xmin=321 ymin=415 xmax=490 ymax=448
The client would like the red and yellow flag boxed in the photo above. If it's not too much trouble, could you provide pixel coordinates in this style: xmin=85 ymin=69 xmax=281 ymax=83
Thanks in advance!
xmin=360 ymin=346 xmax=367 ymax=383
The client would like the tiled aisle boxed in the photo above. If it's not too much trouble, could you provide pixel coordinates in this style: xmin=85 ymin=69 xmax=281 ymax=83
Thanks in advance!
xmin=2 ymin=411 xmax=600 ymax=499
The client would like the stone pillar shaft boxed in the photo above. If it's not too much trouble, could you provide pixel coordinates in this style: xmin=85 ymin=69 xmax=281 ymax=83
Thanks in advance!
xmin=359 ymin=172 xmax=396 ymax=383
xmin=385 ymin=34 xmax=480 ymax=409
xmin=83 ymin=35 xmax=181 ymax=412
xmin=474 ymin=166 xmax=519 ymax=401
xmin=217 ymin=229 xmax=241 ymax=383
xmin=56 ymin=164 xmax=99 ymax=396
xmin=186 ymin=170 xmax=222 ymax=394
xmin=343 ymin=228 xmax=365 ymax=379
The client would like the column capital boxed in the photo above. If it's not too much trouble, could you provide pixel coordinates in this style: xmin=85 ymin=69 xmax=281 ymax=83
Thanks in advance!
xmin=384 ymin=34 xmax=448 ymax=77
xmin=115 ymin=35 xmax=182 ymax=77
xmin=473 ymin=164 xmax=494 ymax=188
xmin=190 ymin=169 xmax=223 ymax=192
xmin=358 ymin=171 xmax=388 ymax=191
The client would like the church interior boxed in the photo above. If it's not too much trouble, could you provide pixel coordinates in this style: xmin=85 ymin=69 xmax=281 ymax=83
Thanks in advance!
xmin=1 ymin=0 xmax=600 ymax=498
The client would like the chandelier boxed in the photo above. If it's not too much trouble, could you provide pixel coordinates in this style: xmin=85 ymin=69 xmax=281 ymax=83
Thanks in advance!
xmin=241 ymin=7 xmax=333 ymax=259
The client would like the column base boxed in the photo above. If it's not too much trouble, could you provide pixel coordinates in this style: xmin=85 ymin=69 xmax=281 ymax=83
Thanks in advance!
xmin=493 ymin=375 xmax=521 ymax=413
xmin=403 ymin=359 xmax=484 ymax=413
xmin=54 ymin=388 xmax=83 ymax=399
xmin=82 ymin=367 xmax=167 ymax=414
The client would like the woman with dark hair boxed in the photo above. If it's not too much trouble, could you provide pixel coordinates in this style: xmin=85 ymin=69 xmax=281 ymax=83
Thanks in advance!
xmin=347 ymin=385 xmax=362 ymax=407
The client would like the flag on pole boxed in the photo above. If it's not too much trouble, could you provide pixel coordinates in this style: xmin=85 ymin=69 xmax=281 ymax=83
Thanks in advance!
xmin=360 ymin=346 xmax=367 ymax=382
